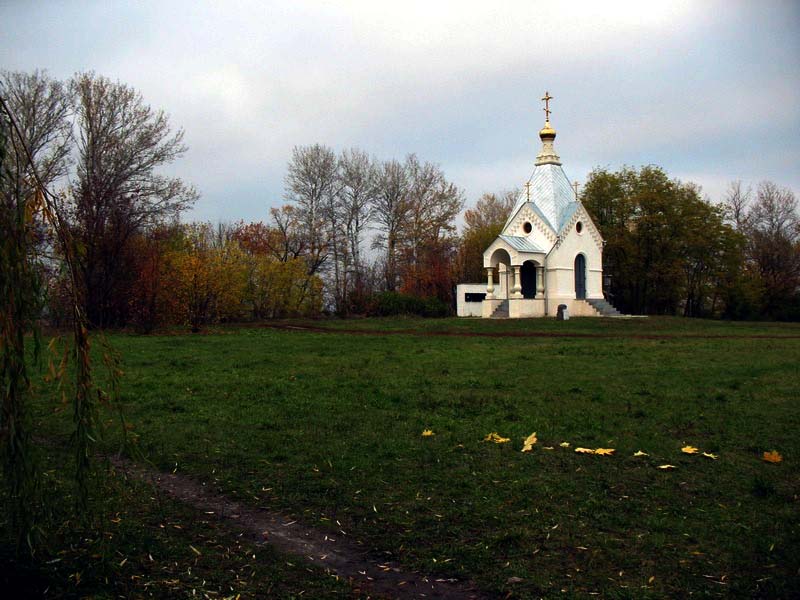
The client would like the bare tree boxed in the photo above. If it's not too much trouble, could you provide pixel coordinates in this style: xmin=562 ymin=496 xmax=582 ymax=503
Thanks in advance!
xmin=337 ymin=148 xmax=378 ymax=305
xmin=0 ymin=71 xmax=71 ymax=253
xmin=268 ymin=205 xmax=305 ymax=262
xmin=749 ymin=182 xmax=800 ymax=314
xmin=463 ymin=190 xmax=517 ymax=233
xmin=402 ymin=154 xmax=463 ymax=291
xmin=68 ymin=72 xmax=198 ymax=327
xmin=724 ymin=180 xmax=800 ymax=317
xmin=372 ymin=159 xmax=410 ymax=291
xmin=284 ymin=144 xmax=338 ymax=277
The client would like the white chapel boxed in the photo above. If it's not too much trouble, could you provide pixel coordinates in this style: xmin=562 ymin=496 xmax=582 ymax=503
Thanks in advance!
xmin=457 ymin=92 xmax=620 ymax=318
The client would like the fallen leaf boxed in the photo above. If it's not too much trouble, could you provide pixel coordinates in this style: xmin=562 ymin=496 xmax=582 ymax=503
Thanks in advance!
xmin=701 ymin=452 xmax=719 ymax=460
xmin=421 ymin=429 xmax=434 ymax=437
xmin=594 ymin=448 xmax=615 ymax=456
xmin=189 ymin=545 xmax=201 ymax=556
xmin=633 ymin=450 xmax=649 ymax=457
xmin=484 ymin=432 xmax=511 ymax=444
xmin=681 ymin=445 xmax=699 ymax=455
xmin=657 ymin=464 xmax=676 ymax=470
xmin=762 ymin=450 xmax=783 ymax=464
xmin=521 ymin=432 xmax=537 ymax=452
xmin=506 ymin=576 xmax=524 ymax=584
xmin=542 ymin=446 xmax=554 ymax=450
xmin=559 ymin=442 xmax=570 ymax=448
xmin=574 ymin=447 xmax=594 ymax=454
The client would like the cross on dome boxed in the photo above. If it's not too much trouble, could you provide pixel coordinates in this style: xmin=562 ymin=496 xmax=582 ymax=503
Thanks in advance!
xmin=535 ymin=90 xmax=560 ymax=165
xmin=541 ymin=91 xmax=553 ymax=121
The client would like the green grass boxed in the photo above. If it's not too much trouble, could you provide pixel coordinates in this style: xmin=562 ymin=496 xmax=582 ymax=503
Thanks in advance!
xmin=20 ymin=317 xmax=800 ymax=597
xmin=0 ymin=447 xmax=357 ymax=599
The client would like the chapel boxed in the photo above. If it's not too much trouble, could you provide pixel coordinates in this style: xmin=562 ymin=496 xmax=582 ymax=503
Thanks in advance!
xmin=457 ymin=92 xmax=620 ymax=318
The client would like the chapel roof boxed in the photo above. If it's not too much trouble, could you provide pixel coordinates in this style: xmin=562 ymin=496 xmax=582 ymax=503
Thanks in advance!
xmin=499 ymin=234 xmax=545 ymax=253
xmin=504 ymin=162 xmax=577 ymax=233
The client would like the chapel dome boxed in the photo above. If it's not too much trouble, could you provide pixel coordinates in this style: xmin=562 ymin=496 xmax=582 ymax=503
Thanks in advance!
xmin=539 ymin=121 xmax=556 ymax=140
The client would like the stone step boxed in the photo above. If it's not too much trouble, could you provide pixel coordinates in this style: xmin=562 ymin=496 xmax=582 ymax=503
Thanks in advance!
xmin=491 ymin=300 xmax=509 ymax=318
xmin=587 ymin=298 xmax=622 ymax=317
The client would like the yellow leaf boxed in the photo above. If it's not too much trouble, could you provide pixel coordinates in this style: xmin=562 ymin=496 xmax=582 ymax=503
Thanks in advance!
xmin=542 ymin=446 xmax=555 ymax=450
xmin=421 ymin=429 xmax=435 ymax=437
xmin=648 ymin=576 xmax=655 ymax=584
xmin=521 ymin=432 xmax=537 ymax=452
xmin=484 ymin=432 xmax=511 ymax=444
xmin=594 ymin=448 xmax=615 ymax=456
xmin=633 ymin=450 xmax=649 ymax=457
xmin=762 ymin=450 xmax=783 ymax=464
xmin=574 ymin=447 xmax=594 ymax=454
xmin=681 ymin=445 xmax=699 ymax=455
xmin=657 ymin=464 xmax=676 ymax=470
xmin=189 ymin=545 xmax=201 ymax=556
xmin=559 ymin=442 xmax=570 ymax=448
xmin=701 ymin=452 xmax=718 ymax=460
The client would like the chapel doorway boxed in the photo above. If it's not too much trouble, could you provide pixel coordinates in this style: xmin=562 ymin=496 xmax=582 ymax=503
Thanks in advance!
xmin=574 ymin=254 xmax=586 ymax=300
xmin=521 ymin=261 xmax=537 ymax=299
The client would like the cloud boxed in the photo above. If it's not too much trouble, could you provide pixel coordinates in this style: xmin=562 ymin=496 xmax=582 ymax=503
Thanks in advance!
xmin=1 ymin=0 xmax=798 ymax=223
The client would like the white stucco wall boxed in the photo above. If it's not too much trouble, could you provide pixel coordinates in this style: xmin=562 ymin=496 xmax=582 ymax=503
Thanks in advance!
xmin=504 ymin=205 xmax=557 ymax=255
xmin=545 ymin=207 xmax=603 ymax=314
xmin=456 ymin=283 xmax=487 ymax=317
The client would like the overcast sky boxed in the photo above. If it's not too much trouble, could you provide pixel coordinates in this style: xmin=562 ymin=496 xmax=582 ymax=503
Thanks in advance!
xmin=3 ymin=0 xmax=799 ymax=225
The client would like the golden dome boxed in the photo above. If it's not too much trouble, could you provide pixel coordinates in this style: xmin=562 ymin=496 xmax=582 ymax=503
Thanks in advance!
xmin=539 ymin=120 xmax=556 ymax=140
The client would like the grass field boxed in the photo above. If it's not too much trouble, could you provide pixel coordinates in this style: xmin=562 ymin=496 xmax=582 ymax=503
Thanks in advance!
xmin=8 ymin=316 xmax=800 ymax=597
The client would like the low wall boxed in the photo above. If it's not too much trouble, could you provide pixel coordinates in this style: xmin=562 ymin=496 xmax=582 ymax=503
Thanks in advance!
xmin=509 ymin=298 xmax=546 ymax=318
xmin=456 ymin=283 xmax=487 ymax=317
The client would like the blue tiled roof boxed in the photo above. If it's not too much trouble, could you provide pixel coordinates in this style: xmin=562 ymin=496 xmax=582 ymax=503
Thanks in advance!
xmin=499 ymin=235 xmax=545 ymax=253
xmin=505 ymin=163 xmax=578 ymax=233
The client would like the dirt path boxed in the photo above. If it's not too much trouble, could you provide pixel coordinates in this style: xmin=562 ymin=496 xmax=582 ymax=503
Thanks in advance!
xmin=111 ymin=457 xmax=487 ymax=599
xmin=260 ymin=322 xmax=800 ymax=341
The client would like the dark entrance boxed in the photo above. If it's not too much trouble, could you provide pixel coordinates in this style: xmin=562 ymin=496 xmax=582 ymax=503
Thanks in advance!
xmin=521 ymin=261 xmax=537 ymax=299
xmin=574 ymin=254 xmax=586 ymax=300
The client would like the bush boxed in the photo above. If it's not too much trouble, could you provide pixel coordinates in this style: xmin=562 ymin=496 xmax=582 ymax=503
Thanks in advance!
xmin=367 ymin=292 xmax=450 ymax=318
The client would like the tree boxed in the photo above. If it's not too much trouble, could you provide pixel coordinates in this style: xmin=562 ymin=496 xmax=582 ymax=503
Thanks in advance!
xmin=457 ymin=190 xmax=516 ymax=283
xmin=725 ymin=181 xmax=800 ymax=319
xmin=401 ymin=154 xmax=464 ymax=295
xmin=284 ymin=144 xmax=338 ymax=278
xmin=463 ymin=189 xmax=516 ymax=233
xmin=372 ymin=159 xmax=410 ymax=291
xmin=1 ymin=84 xmax=121 ymax=553
xmin=68 ymin=72 xmax=197 ymax=327
xmin=0 ymin=71 xmax=70 ymax=212
xmin=166 ymin=224 xmax=247 ymax=331
xmin=582 ymin=166 xmax=744 ymax=316
xmin=337 ymin=149 xmax=378 ymax=310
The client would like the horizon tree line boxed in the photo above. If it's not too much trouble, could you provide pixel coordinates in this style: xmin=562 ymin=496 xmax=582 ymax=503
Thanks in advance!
xmin=2 ymin=69 xmax=799 ymax=327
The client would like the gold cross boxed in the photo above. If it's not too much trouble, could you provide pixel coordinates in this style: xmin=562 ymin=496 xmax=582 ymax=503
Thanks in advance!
xmin=541 ymin=91 xmax=553 ymax=121
xmin=525 ymin=181 xmax=531 ymax=201
xmin=572 ymin=181 xmax=580 ymax=199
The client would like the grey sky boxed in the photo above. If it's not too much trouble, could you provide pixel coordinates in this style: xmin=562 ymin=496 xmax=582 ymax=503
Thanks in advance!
xmin=3 ymin=1 xmax=799 ymax=225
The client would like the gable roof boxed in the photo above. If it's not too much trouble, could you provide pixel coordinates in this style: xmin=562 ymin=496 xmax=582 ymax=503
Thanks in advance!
xmin=504 ymin=163 xmax=578 ymax=234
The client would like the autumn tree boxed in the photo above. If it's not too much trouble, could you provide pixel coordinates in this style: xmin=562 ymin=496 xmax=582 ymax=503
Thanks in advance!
xmin=67 ymin=72 xmax=197 ymax=327
xmin=456 ymin=190 xmax=516 ymax=283
xmin=400 ymin=154 xmax=464 ymax=296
